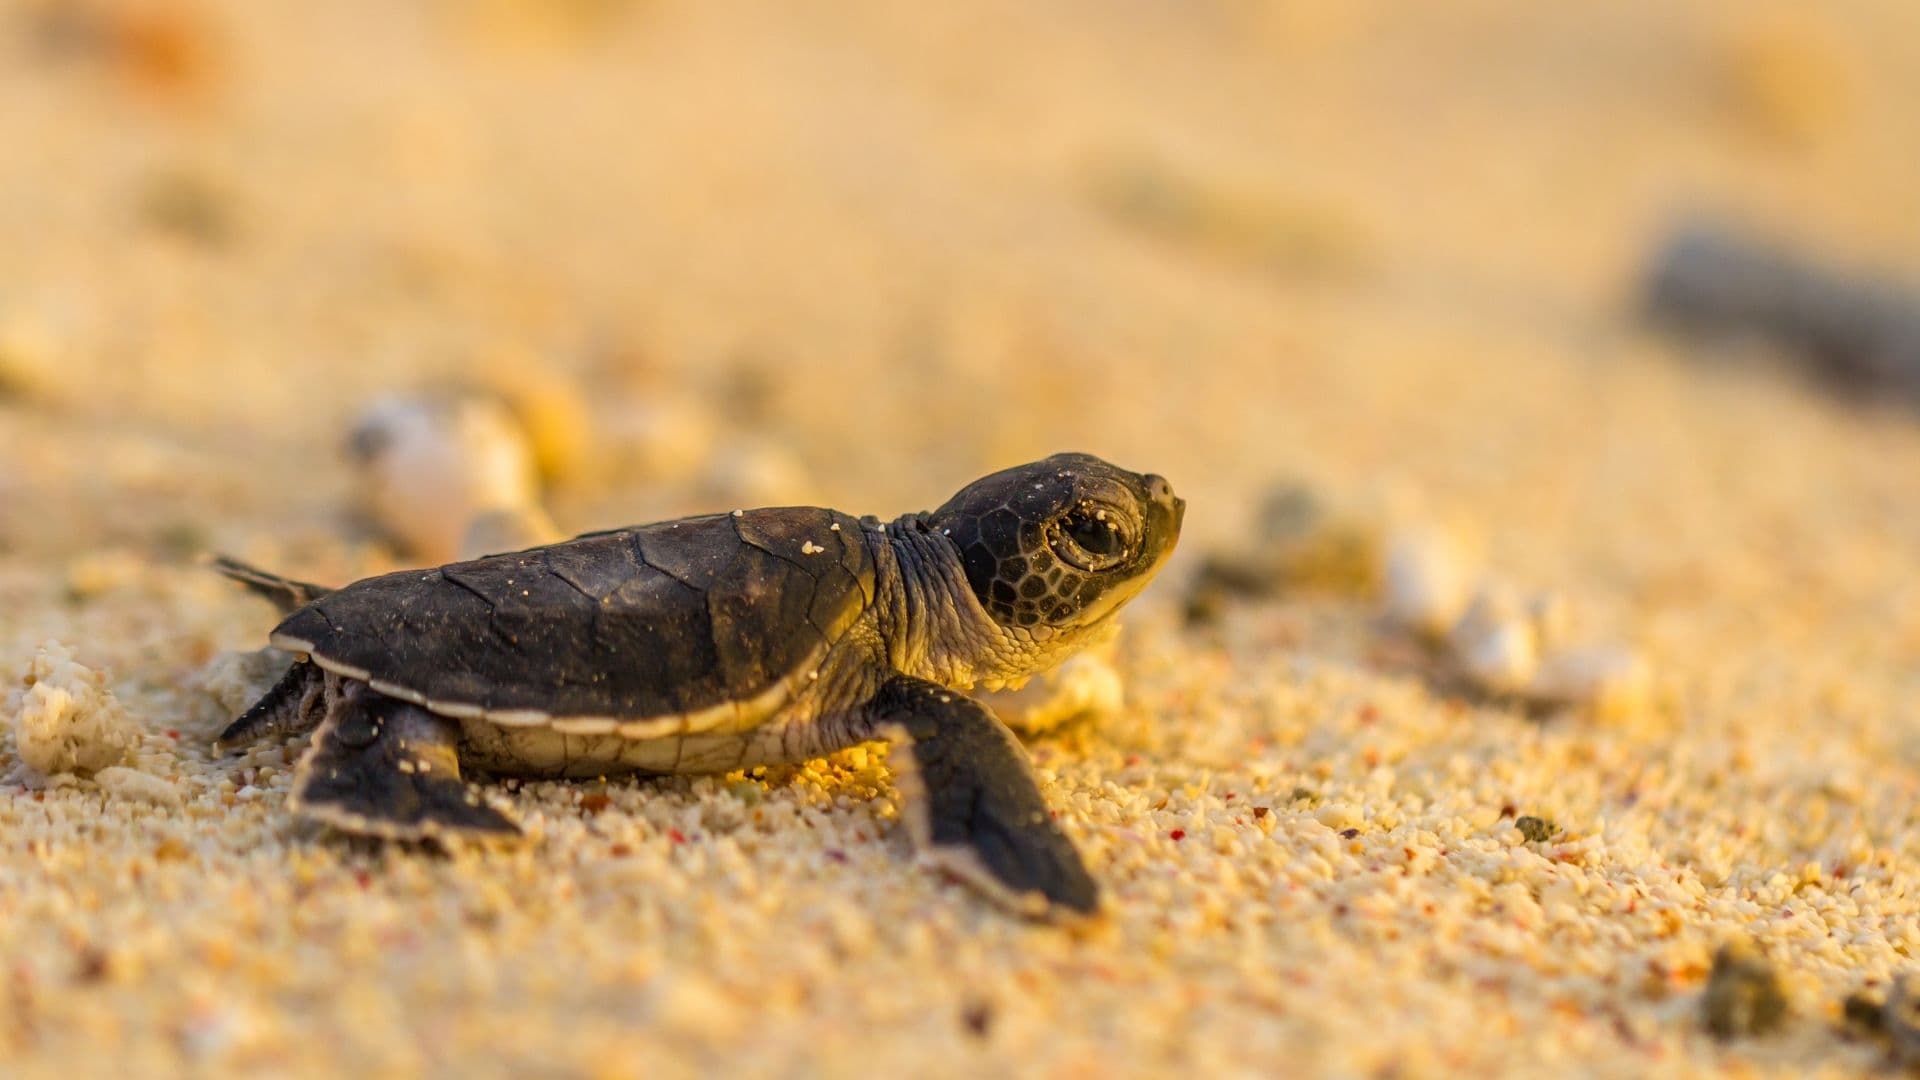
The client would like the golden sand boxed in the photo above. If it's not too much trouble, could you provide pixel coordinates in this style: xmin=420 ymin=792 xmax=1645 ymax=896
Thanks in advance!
xmin=4 ymin=2 xmax=1920 ymax=1075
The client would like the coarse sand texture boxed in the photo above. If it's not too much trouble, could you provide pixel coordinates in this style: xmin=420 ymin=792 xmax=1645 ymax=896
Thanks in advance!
xmin=5 ymin=1 xmax=1920 ymax=1076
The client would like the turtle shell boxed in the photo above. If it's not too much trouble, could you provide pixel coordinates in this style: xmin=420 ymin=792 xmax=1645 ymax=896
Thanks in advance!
xmin=271 ymin=508 xmax=876 ymax=735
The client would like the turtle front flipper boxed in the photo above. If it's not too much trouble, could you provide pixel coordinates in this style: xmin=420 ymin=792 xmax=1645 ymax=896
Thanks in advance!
xmin=291 ymin=682 xmax=520 ymax=841
xmin=873 ymin=677 xmax=1100 ymax=919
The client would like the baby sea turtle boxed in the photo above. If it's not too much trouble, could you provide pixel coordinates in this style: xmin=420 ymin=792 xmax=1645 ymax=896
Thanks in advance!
xmin=214 ymin=453 xmax=1183 ymax=917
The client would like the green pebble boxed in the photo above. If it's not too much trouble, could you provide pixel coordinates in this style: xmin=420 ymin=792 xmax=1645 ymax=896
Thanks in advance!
xmin=1514 ymin=815 xmax=1555 ymax=843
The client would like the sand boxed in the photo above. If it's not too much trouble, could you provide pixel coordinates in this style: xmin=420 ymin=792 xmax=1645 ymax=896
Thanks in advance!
xmin=4 ymin=1 xmax=1920 ymax=1076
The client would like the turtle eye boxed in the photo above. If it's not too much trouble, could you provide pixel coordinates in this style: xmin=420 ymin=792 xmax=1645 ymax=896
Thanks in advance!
xmin=1050 ymin=506 xmax=1132 ymax=571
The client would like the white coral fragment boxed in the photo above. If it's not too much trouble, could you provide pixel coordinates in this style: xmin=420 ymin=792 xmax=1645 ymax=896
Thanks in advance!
xmin=8 ymin=641 xmax=136 ymax=778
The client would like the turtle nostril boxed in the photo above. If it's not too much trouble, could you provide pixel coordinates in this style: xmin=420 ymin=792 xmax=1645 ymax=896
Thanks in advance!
xmin=1144 ymin=474 xmax=1175 ymax=504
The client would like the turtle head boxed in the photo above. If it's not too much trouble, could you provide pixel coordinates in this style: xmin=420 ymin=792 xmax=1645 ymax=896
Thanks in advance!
xmin=931 ymin=453 xmax=1184 ymax=655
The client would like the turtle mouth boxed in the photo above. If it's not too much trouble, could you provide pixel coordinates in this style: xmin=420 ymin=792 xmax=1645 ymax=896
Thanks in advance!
xmin=1067 ymin=548 xmax=1172 ymax=630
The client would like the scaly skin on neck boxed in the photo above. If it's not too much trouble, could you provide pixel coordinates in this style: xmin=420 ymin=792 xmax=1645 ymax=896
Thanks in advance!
xmin=866 ymin=513 xmax=1085 ymax=693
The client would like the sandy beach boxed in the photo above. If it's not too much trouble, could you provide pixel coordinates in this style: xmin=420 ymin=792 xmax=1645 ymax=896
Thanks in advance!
xmin=4 ymin=2 xmax=1920 ymax=1075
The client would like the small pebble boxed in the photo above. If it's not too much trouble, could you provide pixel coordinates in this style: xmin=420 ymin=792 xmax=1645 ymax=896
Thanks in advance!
xmin=1513 ymin=815 xmax=1556 ymax=843
xmin=1887 ymin=974 xmax=1920 ymax=1065
xmin=1182 ymin=556 xmax=1276 ymax=625
xmin=1701 ymin=938 xmax=1789 ymax=1039
xmin=1841 ymin=989 xmax=1886 ymax=1034
xmin=960 ymin=1000 xmax=994 ymax=1039
xmin=1183 ymin=481 xmax=1381 ymax=623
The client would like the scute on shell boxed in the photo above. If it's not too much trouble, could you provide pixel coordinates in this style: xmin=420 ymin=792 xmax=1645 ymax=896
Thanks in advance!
xmin=275 ymin=507 xmax=876 ymax=732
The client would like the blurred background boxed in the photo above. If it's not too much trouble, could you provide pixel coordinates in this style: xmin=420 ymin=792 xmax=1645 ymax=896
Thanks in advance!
xmin=8 ymin=5 xmax=1920 ymax=1073
xmin=1 ymin=0 xmax=1917 ymax=648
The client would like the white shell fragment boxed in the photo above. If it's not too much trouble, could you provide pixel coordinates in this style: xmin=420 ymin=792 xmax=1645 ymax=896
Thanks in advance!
xmin=349 ymin=393 xmax=547 ymax=565
xmin=1443 ymin=583 xmax=1648 ymax=712
xmin=6 ymin=641 xmax=136 ymax=778
xmin=1448 ymin=584 xmax=1540 ymax=695
xmin=1371 ymin=510 xmax=1650 ymax=716
xmin=1380 ymin=528 xmax=1469 ymax=639
xmin=1528 ymin=644 xmax=1652 ymax=716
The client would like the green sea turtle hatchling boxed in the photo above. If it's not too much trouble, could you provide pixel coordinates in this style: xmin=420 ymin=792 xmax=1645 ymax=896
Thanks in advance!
xmin=213 ymin=453 xmax=1183 ymax=916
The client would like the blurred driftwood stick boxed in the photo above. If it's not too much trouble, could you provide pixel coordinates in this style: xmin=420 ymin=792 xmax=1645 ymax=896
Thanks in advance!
xmin=1642 ymin=222 xmax=1920 ymax=403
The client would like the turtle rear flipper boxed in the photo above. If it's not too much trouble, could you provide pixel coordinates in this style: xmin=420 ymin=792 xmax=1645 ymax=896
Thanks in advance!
xmin=875 ymin=677 xmax=1100 ymax=919
xmin=208 ymin=555 xmax=333 ymax=614
xmin=214 ymin=659 xmax=326 ymax=754
xmin=291 ymin=683 xmax=520 ymax=841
